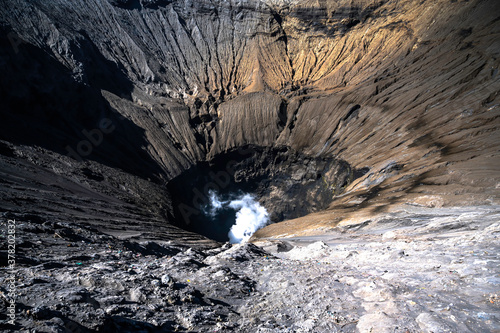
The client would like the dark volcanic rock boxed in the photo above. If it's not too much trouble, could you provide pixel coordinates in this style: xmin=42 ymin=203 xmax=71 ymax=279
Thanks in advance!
xmin=1 ymin=207 xmax=499 ymax=332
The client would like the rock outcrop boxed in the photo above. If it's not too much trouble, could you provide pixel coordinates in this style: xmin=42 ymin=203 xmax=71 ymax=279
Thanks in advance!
xmin=1 ymin=205 xmax=499 ymax=332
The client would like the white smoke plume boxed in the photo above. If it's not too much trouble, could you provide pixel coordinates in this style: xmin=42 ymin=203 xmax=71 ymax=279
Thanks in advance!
xmin=206 ymin=190 xmax=224 ymax=216
xmin=205 ymin=191 xmax=269 ymax=244
xmin=227 ymin=194 xmax=269 ymax=244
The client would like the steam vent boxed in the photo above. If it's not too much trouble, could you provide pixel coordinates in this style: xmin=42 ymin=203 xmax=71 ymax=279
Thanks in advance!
xmin=1 ymin=0 xmax=499 ymax=331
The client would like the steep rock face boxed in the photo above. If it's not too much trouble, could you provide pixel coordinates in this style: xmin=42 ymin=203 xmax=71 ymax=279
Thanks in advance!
xmin=0 ymin=0 xmax=499 ymax=239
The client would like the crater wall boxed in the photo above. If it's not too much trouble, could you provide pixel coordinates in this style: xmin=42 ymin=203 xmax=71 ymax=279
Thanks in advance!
xmin=0 ymin=0 xmax=499 ymax=240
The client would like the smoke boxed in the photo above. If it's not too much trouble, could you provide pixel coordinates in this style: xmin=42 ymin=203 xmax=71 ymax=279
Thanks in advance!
xmin=227 ymin=194 xmax=269 ymax=244
xmin=207 ymin=190 xmax=224 ymax=217
xmin=205 ymin=190 xmax=269 ymax=244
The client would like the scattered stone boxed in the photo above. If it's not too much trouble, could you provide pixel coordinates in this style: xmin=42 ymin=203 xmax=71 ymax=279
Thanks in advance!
xmin=416 ymin=312 xmax=452 ymax=333
xmin=161 ymin=274 xmax=174 ymax=286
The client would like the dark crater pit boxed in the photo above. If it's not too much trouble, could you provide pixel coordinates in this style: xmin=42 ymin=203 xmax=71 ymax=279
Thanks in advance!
xmin=167 ymin=145 xmax=364 ymax=242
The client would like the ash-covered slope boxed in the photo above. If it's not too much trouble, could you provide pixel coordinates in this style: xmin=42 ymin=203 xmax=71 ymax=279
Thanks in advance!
xmin=0 ymin=0 xmax=499 ymax=239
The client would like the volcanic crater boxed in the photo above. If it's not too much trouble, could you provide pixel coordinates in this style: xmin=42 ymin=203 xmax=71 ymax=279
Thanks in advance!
xmin=0 ymin=0 xmax=499 ymax=331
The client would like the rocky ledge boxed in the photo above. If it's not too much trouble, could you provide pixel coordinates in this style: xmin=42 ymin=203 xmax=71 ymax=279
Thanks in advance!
xmin=1 ymin=206 xmax=499 ymax=332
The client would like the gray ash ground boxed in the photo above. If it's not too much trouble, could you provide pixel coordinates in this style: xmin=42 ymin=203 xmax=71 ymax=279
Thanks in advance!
xmin=1 ymin=206 xmax=500 ymax=332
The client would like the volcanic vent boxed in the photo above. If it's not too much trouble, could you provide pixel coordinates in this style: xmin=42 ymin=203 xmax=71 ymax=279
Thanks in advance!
xmin=167 ymin=146 xmax=362 ymax=242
